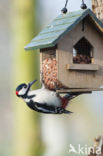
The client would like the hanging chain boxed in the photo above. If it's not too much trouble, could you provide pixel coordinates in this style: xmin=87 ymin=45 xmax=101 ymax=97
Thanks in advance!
xmin=81 ymin=0 xmax=87 ymax=9
xmin=61 ymin=0 xmax=87 ymax=14
xmin=64 ymin=0 xmax=68 ymax=8
xmin=61 ymin=0 xmax=69 ymax=14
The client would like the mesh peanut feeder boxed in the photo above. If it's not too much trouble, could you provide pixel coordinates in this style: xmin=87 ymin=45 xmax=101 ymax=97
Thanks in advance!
xmin=42 ymin=58 xmax=66 ymax=90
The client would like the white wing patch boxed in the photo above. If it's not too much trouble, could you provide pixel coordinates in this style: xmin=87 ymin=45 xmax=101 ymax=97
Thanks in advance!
xmin=35 ymin=105 xmax=54 ymax=113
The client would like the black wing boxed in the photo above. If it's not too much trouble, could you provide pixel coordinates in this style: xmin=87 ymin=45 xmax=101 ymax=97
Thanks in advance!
xmin=26 ymin=100 xmax=61 ymax=114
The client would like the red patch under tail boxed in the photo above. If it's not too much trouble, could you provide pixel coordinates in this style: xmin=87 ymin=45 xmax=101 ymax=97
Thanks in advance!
xmin=61 ymin=97 xmax=70 ymax=109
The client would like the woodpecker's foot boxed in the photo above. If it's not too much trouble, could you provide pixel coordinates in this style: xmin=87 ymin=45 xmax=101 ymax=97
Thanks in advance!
xmin=63 ymin=110 xmax=73 ymax=114
xmin=54 ymin=82 xmax=60 ymax=90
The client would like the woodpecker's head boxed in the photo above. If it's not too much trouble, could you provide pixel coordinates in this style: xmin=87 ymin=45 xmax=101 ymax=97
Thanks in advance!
xmin=16 ymin=80 xmax=37 ymax=98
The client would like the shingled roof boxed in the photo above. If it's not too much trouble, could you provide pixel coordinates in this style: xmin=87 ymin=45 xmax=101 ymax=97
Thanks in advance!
xmin=25 ymin=9 xmax=103 ymax=51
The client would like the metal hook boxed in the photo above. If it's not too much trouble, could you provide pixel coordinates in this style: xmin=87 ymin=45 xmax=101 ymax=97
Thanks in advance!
xmin=61 ymin=0 xmax=68 ymax=14
xmin=81 ymin=0 xmax=87 ymax=9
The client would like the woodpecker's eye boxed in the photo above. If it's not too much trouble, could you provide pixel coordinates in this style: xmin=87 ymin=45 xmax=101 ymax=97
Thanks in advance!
xmin=23 ymin=86 xmax=27 ymax=89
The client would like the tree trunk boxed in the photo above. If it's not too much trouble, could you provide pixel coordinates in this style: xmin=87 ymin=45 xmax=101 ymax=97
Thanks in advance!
xmin=92 ymin=0 xmax=103 ymax=21
xmin=12 ymin=0 xmax=43 ymax=156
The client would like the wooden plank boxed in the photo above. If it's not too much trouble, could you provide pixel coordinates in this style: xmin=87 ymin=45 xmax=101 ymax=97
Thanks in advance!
xmin=53 ymin=10 xmax=84 ymax=21
xmin=39 ymin=24 xmax=70 ymax=35
xmin=47 ymin=16 xmax=79 ymax=28
xmin=40 ymin=45 xmax=57 ymax=52
xmin=66 ymin=64 xmax=99 ymax=71
xmin=32 ymin=31 xmax=64 ymax=41
xmin=56 ymin=88 xmax=103 ymax=93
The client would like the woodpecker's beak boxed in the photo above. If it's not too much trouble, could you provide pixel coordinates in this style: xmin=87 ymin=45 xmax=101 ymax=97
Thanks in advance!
xmin=29 ymin=80 xmax=37 ymax=88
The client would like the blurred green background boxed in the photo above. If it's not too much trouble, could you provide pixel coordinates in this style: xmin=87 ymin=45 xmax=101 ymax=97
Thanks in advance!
xmin=1 ymin=0 xmax=103 ymax=156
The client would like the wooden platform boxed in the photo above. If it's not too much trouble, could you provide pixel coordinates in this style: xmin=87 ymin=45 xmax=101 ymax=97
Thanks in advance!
xmin=56 ymin=88 xmax=103 ymax=94
xmin=66 ymin=64 xmax=99 ymax=71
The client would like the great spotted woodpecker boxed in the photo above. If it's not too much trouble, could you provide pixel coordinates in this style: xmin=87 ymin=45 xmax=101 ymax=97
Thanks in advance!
xmin=16 ymin=80 xmax=80 ymax=114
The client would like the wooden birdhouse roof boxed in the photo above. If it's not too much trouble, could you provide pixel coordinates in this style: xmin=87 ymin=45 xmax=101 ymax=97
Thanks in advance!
xmin=25 ymin=9 xmax=103 ymax=51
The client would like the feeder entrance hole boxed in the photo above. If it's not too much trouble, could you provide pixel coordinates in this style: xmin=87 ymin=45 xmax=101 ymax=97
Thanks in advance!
xmin=73 ymin=37 xmax=93 ymax=64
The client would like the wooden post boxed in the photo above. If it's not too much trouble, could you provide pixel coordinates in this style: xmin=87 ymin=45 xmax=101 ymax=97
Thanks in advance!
xmin=92 ymin=0 xmax=103 ymax=21
xmin=88 ymin=136 xmax=103 ymax=156
xmin=12 ymin=0 xmax=43 ymax=156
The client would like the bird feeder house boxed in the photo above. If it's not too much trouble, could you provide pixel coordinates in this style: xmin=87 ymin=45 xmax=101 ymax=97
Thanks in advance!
xmin=25 ymin=9 xmax=103 ymax=93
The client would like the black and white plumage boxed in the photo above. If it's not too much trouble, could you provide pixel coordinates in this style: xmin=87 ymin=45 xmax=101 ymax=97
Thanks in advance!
xmin=16 ymin=80 xmax=80 ymax=114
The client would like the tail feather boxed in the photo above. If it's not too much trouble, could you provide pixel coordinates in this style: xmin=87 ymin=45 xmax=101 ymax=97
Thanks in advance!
xmin=63 ymin=110 xmax=73 ymax=114
xmin=63 ymin=93 xmax=81 ymax=100
xmin=63 ymin=93 xmax=73 ymax=99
